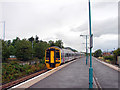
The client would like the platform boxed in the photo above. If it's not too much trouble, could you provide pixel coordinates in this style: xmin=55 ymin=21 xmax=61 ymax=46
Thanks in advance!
xmin=29 ymin=57 xmax=96 ymax=88
xmin=92 ymin=57 xmax=119 ymax=88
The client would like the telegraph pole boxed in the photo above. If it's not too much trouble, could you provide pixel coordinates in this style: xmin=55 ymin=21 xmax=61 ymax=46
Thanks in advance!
xmin=88 ymin=0 xmax=93 ymax=88
xmin=0 ymin=21 xmax=5 ymax=40
xmin=3 ymin=21 xmax=5 ymax=40
xmin=86 ymin=35 xmax=88 ymax=65
xmin=80 ymin=35 xmax=88 ymax=65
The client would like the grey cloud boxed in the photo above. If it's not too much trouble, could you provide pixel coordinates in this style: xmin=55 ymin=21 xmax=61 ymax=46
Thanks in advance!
xmin=93 ymin=18 xmax=118 ymax=37
xmin=70 ymin=23 xmax=88 ymax=32
xmin=92 ymin=1 xmax=117 ymax=9
xmin=93 ymin=38 xmax=118 ymax=52
xmin=71 ymin=17 xmax=118 ymax=37
xmin=55 ymin=32 xmax=86 ymax=52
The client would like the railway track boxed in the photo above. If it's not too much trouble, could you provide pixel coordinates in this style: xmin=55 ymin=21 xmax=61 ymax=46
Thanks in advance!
xmin=1 ymin=57 xmax=81 ymax=89
xmin=1 ymin=69 xmax=48 ymax=89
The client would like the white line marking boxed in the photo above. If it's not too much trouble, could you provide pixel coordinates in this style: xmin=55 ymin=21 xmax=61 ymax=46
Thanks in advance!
xmin=93 ymin=77 xmax=97 ymax=88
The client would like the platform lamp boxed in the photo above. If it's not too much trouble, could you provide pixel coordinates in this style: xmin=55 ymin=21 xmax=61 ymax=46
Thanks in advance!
xmin=80 ymin=35 xmax=89 ymax=65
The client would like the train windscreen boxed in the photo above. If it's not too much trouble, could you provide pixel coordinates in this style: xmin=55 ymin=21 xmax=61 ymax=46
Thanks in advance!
xmin=56 ymin=50 xmax=60 ymax=58
xmin=46 ymin=51 xmax=50 ymax=59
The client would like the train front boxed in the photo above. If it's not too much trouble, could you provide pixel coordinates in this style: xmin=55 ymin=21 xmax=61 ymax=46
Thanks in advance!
xmin=45 ymin=46 xmax=61 ymax=69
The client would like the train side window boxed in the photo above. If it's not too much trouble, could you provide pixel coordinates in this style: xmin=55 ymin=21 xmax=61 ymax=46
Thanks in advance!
xmin=65 ymin=53 xmax=67 ymax=57
xmin=66 ymin=53 xmax=69 ymax=57
xmin=62 ymin=53 xmax=64 ymax=57
xmin=68 ymin=53 xmax=70 ymax=57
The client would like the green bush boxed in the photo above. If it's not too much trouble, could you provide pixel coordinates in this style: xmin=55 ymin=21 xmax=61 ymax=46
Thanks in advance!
xmin=103 ymin=55 xmax=114 ymax=61
xmin=105 ymin=60 xmax=111 ymax=63
xmin=2 ymin=61 xmax=46 ymax=84
xmin=41 ymin=57 xmax=45 ymax=64
xmin=94 ymin=49 xmax=102 ymax=58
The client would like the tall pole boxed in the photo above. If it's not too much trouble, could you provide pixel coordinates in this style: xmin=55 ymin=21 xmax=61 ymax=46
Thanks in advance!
xmin=3 ymin=21 xmax=5 ymax=40
xmin=0 ymin=21 xmax=5 ymax=40
xmin=88 ymin=0 xmax=93 ymax=88
xmin=80 ymin=35 xmax=88 ymax=65
xmin=86 ymin=35 xmax=88 ymax=65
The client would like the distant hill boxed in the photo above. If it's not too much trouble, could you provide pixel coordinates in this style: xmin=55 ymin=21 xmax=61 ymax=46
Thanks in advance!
xmin=64 ymin=47 xmax=78 ymax=52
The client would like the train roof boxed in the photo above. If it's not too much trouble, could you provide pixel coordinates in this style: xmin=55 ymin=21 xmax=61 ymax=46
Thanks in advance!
xmin=46 ymin=46 xmax=75 ymax=53
xmin=61 ymin=48 xmax=75 ymax=53
xmin=46 ymin=46 xmax=61 ymax=50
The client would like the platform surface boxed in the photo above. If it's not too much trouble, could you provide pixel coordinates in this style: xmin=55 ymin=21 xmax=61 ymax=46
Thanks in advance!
xmin=30 ymin=57 xmax=91 ymax=88
xmin=29 ymin=57 xmax=119 ymax=88
xmin=92 ymin=57 xmax=119 ymax=88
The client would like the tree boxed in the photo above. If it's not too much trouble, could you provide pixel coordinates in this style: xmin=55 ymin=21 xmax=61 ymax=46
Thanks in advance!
xmin=15 ymin=39 xmax=32 ymax=61
xmin=55 ymin=40 xmax=64 ymax=48
xmin=34 ymin=41 xmax=49 ymax=59
xmin=0 ymin=40 xmax=2 ymax=63
xmin=35 ymin=35 xmax=39 ymax=43
xmin=113 ymin=48 xmax=120 ymax=64
xmin=40 ymin=40 xmax=43 ymax=43
xmin=2 ymin=40 xmax=10 ymax=61
xmin=28 ymin=36 xmax=34 ymax=42
xmin=11 ymin=37 xmax=20 ymax=46
xmin=7 ymin=40 xmax=11 ymax=47
xmin=94 ymin=49 xmax=102 ymax=58
xmin=48 ymin=40 xmax=55 ymax=47
xmin=8 ymin=45 xmax=15 ymax=55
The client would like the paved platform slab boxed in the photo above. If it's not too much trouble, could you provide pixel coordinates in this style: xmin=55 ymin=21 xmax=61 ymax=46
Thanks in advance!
xmin=93 ymin=57 xmax=119 ymax=88
xmin=30 ymin=57 xmax=91 ymax=88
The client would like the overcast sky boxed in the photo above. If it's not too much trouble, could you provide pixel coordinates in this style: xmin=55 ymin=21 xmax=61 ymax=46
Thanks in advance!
xmin=0 ymin=0 xmax=118 ymax=52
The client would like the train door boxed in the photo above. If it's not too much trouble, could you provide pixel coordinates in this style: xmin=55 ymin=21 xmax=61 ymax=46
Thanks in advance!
xmin=50 ymin=51 xmax=54 ymax=63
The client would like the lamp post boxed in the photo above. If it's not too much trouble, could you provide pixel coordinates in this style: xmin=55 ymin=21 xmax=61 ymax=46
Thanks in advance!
xmin=80 ymin=35 xmax=89 ymax=65
xmin=0 ymin=21 xmax=5 ymax=40
xmin=88 ymin=0 xmax=93 ymax=88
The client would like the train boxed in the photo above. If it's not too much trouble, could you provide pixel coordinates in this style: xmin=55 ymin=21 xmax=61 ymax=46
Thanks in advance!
xmin=45 ymin=46 xmax=80 ymax=69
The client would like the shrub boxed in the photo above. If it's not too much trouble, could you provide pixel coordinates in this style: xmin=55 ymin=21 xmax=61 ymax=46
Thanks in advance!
xmin=103 ymin=55 xmax=114 ymax=61
xmin=98 ymin=57 xmax=104 ymax=60
xmin=2 ymin=62 xmax=46 ymax=84
xmin=105 ymin=60 xmax=111 ymax=63
xmin=94 ymin=49 xmax=102 ymax=57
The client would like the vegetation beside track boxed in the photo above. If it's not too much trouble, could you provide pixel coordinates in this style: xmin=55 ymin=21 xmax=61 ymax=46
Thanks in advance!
xmin=1 ymin=36 xmax=64 ymax=84
xmin=2 ymin=61 xmax=46 ymax=84
xmin=93 ymin=48 xmax=120 ymax=65
xmin=1 ymin=36 xmax=78 ymax=85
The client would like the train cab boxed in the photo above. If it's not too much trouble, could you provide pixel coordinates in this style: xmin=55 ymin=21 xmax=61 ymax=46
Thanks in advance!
xmin=45 ymin=46 xmax=80 ymax=69
xmin=45 ymin=46 xmax=61 ymax=69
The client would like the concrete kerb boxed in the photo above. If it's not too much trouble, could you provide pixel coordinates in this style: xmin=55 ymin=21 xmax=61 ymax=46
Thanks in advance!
xmin=92 ymin=56 xmax=120 ymax=89
xmin=93 ymin=57 xmax=120 ymax=72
